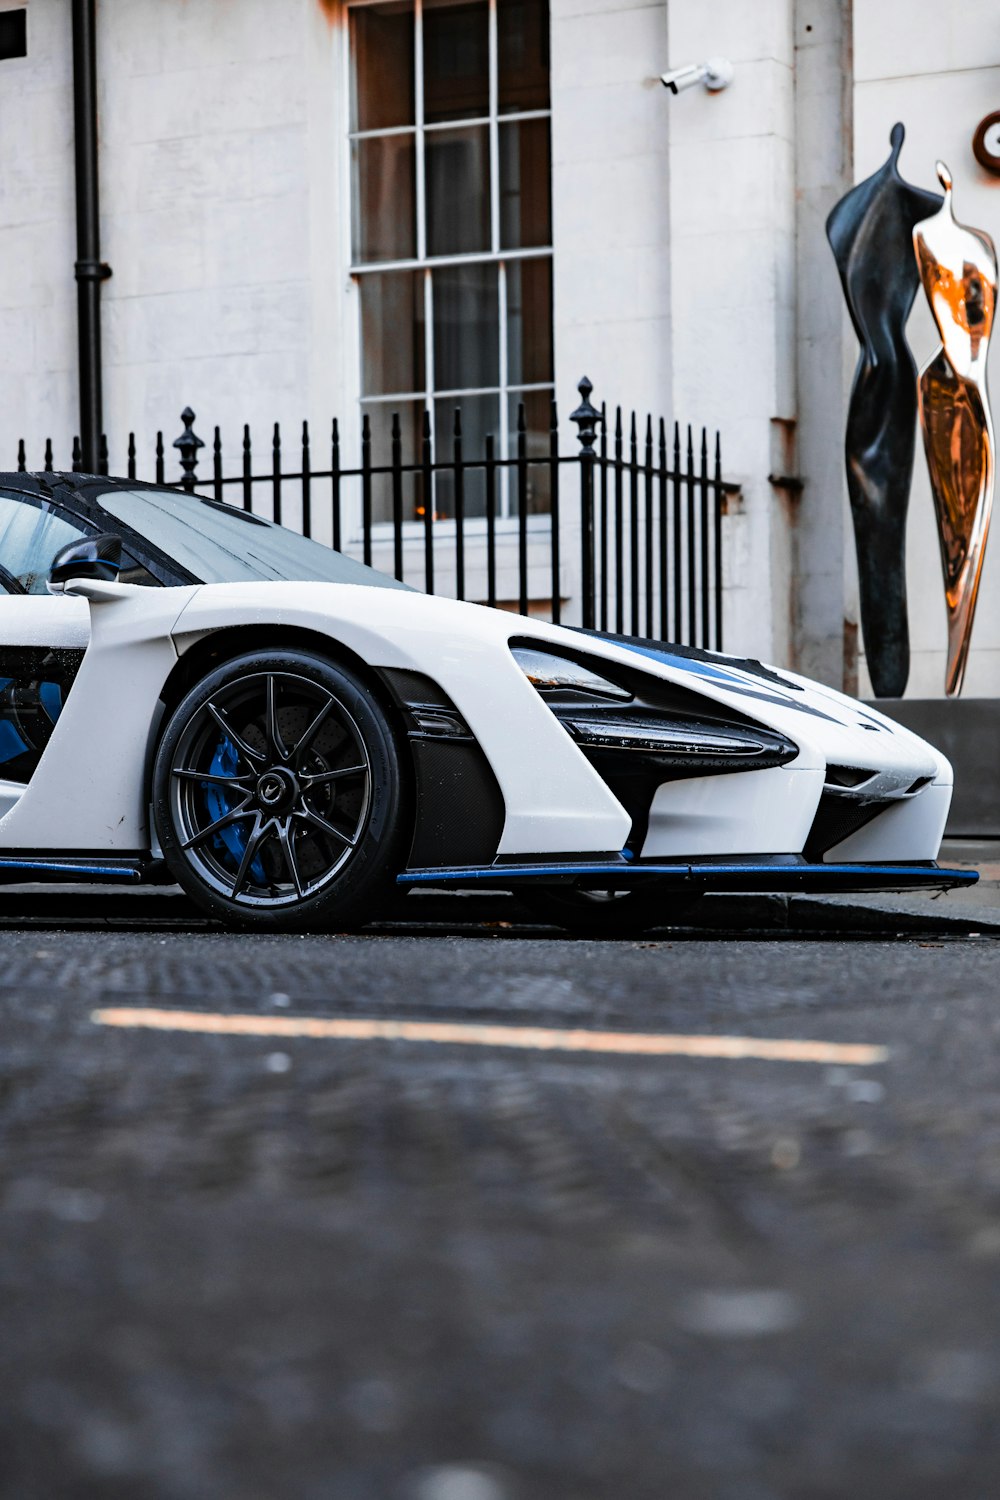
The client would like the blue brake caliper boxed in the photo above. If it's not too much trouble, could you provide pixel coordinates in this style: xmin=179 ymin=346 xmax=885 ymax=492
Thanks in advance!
xmin=203 ymin=735 xmax=266 ymax=885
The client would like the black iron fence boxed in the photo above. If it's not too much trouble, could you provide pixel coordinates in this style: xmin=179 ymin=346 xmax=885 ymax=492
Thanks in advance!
xmin=11 ymin=377 xmax=737 ymax=648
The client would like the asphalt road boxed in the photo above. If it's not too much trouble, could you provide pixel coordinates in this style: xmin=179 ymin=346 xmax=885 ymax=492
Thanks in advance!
xmin=3 ymin=890 xmax=1000 ymax=1499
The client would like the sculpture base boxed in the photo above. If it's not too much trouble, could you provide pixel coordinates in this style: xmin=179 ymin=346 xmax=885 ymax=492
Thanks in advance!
xmin=871 ymin=698 xmax=1000 ymax=835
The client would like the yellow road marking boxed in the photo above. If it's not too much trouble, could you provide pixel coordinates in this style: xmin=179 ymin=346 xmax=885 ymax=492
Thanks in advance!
xmin=91 ymin=1008 xmax=888 ymax=1066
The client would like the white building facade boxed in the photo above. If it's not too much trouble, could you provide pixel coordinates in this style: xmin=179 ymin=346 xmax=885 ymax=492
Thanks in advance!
xmin=0 ymin=0 xmax=997 ymax=702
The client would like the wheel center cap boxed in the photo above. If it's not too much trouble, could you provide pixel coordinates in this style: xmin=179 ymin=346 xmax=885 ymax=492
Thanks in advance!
xmin=256 ymin=767 xmax=296 ymax=811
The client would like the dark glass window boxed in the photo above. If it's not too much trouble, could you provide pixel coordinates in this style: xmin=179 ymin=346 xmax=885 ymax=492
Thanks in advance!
xmin=0 ymin=495 xmax=88 ymax=594
xmin=0 ymin=11 xmax=26 ymax=62
xmin=349 ymin=0 xmax=553 ymax=521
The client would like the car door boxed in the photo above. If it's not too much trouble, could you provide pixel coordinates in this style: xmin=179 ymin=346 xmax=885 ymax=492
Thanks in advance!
xmin=0 ymin=489 xmax=93 ymax=815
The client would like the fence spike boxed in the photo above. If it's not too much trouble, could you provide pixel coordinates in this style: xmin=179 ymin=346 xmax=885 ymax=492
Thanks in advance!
xmin=241 ymin=423 xmax=252 ymax=512
xmin=44 ymin=437 xmax=54 ymax=473
xmin=272 ymin=422 xmax=283 ymax=526
xmin=361 ymin=412 xmax=372 ymax=566
xmin=301 ymin=420 xmax=312 ymax=537
xmin=127 ymin=431 xmax=136 ymax=480
xmin=331 ymin=417 xmax=341 ymax=552
xmin=16 ymin=439 xmax=25 ymax=473
xmin=391 ymin=411 xmax=404 ymax=583
xmin=570 ymin=375 xmax=599 ymax=455
xmin=173 ymin=407 xmax=204 ymax=493
xmin=572 ymin=378 xmax=599 ymax=628
xmin=452 ymin=405 xmax=465 ymax=599
xmin=550 ymin=398 xmax=562 ymax=625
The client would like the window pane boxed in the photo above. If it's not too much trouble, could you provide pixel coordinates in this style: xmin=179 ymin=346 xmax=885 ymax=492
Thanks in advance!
xmin=360 ymin=400 xmax=427 ymax=526
xmin=350 ymin=3 xmax=415 ymax=131
xmin=499 ymin=119 xmax=551 ymax=249
xmin=423 ymin=0 xmax=488 ymax=123
xmin=0 ymin=495 xmax=88 ymax=593
xmin=359 ymin=272 xmax=425 ymax=396
xmin=432 ymin=263 xmax=499 ymax=390
xmin=426 ymin=126 xmax=490 ymax=257
xmin=351 ymin=135 xmax=416 ymax=264
xmin=508 ymin=389 xmax=553 ymax=515
xmin=505 ymin=257 xmax=552 ymax=386
xmin=498 ymin=0 xmax=550 ymax=113
xmin=433 ymin=393 xmax=499 ymax=519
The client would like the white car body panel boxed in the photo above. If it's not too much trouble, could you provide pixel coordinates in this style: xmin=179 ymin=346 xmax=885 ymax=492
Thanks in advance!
xmin=0 ymin=573 xmax=956 ymax=866
xmin=170 ymin=582 xmax=633 ymax=856
xmin=0 ymin=587 xmax=195 ymax=849
xmin=641 ymin=767 xmax=821 ymax=858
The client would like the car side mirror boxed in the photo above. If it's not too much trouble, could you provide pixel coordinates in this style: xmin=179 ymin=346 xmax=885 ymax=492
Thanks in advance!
xmin=48 ymin=533 xmax=123 ymax=593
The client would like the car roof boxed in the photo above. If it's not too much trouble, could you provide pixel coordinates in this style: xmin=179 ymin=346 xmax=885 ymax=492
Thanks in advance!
xmin=0 ymin=471 xmax=182 ymax=525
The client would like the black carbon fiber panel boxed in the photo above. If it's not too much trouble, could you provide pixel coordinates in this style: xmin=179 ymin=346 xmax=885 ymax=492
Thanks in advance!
xmin=377 ymin=668 xmax=506 ymax=869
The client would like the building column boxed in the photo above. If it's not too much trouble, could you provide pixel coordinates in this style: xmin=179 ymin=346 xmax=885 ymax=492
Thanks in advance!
xmin=666 ymin=0 xmax=798 ymax=664
xmin=792 ymin=0 xmax=854 ymax=691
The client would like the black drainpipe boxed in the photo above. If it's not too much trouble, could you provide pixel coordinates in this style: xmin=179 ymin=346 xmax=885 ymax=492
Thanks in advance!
xmin=71 ymin=0 xmax=111 ymax=473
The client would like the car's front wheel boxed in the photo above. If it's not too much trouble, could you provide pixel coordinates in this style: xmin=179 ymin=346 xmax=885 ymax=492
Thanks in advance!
xmin=152 ymin=650 xmax=407 ymax=931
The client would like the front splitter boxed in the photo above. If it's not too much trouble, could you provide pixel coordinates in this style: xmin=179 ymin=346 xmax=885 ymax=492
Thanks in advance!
xmin=398 ymin=860 xmax=978 ymax=894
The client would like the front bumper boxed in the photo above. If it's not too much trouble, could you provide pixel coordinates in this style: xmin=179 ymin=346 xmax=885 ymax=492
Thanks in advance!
xmin=398 ymin=858 xmax=978 ymax=895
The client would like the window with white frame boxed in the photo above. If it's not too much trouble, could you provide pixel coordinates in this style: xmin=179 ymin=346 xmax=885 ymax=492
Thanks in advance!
xmin=348 ymin=0 xmax=552 ymax=522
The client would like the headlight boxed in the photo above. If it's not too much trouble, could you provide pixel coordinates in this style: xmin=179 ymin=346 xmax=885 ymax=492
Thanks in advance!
xmin=566 ymin=718 xmax=775 ymax=755
xmin=512 ymin=647 xmax=632 ymax=702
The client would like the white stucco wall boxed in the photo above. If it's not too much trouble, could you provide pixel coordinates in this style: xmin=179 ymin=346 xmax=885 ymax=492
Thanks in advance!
xmin=0 ymin=0 xmax=75 ymax=467
xmin=99 ymin=0 xmax=347 ymax=523
xmin=0 ymin=0 xmax=347 ymax=502
xmin=550 ymin=0 xmax=671 ymax=422
xmin=852 ymin=0 xmax=1000 ymax=699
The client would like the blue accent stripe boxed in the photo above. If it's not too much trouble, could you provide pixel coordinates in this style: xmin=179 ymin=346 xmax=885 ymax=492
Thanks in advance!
xmin=0 ymin=859 xmax=142 ymax=881
xmin=398 ymin=861 xmax=978 ymax=888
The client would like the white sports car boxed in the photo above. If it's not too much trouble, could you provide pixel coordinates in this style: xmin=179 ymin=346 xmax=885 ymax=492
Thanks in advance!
xmin=0 ymin=471 xmax=975 ymax=933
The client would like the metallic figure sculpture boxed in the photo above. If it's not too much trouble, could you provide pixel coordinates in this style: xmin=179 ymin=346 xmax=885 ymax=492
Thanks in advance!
xmin=826 ymin=123 xmax=942 ymax=698
xmin=913 ymin=163 xmax=997 ymax=697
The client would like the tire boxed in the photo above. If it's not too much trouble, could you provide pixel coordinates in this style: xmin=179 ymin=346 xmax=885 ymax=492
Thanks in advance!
xmin=152 ymin=649 xmax=408 ymax=931
xmin=520 ymin=883 xmax=699 ymax=938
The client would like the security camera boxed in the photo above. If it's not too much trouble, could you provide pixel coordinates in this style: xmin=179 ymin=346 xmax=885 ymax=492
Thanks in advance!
xmin=660 ymin=57 xmax=734 ymax=94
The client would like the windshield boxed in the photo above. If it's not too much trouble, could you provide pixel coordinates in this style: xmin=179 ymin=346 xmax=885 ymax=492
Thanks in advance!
xmin=98 ymin=487 xmax=412 ymax=591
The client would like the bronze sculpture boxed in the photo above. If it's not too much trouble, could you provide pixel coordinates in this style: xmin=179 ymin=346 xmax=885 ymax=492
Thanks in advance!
xmin=913 ymin=162 xmax=996 ymax=697
xmin=826 ymin=124 xmax=942 ymax=698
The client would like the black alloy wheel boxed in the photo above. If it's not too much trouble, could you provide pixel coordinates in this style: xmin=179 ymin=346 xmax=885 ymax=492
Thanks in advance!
xmin=521 ymin=883 xmax=699 ymax=938
xmin=152 ymin=650 xmax=407 ymax=930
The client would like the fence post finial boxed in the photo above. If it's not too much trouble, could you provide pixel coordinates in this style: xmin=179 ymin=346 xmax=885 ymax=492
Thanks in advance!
xmin=173 ymin=407 xmax=204 ymax=493
xmin=570 ymin=375 xmax=599 ymax=455
xmin=571 ymin=376 xmax=599 ymax=628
